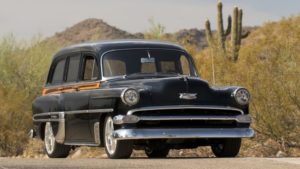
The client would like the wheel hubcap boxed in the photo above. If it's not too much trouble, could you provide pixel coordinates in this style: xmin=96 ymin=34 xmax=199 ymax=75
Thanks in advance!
xmin=105 ymin=117 xmax=117 ymax=155
xmin=45 ymin=122 xmax=55 ymax=154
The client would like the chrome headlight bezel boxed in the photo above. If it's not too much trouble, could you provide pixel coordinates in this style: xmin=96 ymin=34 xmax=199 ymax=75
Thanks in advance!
xmin=121 ymin=88 xmax=140 ymax=106
xmin=232 ymin=88 xmax=251 ymax=106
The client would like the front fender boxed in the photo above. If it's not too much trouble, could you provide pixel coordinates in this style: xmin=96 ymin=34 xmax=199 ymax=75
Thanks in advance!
xmin=212 ymin=86 xmax=249 ymax=114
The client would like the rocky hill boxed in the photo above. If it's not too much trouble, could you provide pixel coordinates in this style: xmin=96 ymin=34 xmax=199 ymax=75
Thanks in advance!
xmin=47 ymin=18 xmax=142 ymax=46
xmin=46 ymin=18 xmax=210 ymax=49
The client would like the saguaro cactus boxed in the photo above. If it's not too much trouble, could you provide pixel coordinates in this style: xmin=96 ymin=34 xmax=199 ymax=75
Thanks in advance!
xmin=216 ymin=2 xmax=231 ymax=53
xmin=231 ymin=7 xmax=249 ymax=61
xmin=205 ymin=1 xmax=231 ymax=56
xmin=205 ymin=1 xmax=249 ymax=61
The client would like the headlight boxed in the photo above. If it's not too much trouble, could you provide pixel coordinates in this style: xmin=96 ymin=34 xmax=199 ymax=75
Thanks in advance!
xmin=232 ymin=88 xmax=250 ymax=105
xmin=121 ymin=88 xmax=140 ymax=106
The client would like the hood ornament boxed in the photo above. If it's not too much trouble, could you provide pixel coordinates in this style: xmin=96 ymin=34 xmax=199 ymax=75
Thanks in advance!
xmin=179 ymin=93 xmax=197 ymax=100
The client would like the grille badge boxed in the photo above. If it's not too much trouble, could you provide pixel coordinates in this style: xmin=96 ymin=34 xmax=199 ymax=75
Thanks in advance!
xmin=179 ymin=93 xmax=197 ymax=100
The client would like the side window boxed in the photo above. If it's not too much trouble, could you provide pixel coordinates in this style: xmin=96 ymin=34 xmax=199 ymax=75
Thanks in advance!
xmin=51 ymin=59 xmax=66 ymax=84
xmin=180 ymin=55 xmax=190 ymax=75
xmin=66 ymin=55 xmax=80 ymax=82
xmin=82 ymin=56 xmax=99 ymax=81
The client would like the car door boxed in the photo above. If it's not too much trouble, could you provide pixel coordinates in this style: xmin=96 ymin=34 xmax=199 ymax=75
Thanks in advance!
xmin=62 ymin=52 xmax=100 ymax=144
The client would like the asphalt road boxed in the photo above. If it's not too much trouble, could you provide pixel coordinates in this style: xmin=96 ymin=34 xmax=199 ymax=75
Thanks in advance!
xmin=1 ymin=158 xmax=300 ymax=169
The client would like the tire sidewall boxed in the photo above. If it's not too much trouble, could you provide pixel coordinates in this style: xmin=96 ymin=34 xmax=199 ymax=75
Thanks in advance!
xmin=211 ymin=138 xmax=241 ymax=157
xmin=104 ymin=115 xmax=118 ymax=158
xmin=44 ymin=122 xmax=56 ymax=156
xmin=103 ymin=115 xmax=133 ymax=159
xmin=44 ymin=122 xmax=70 ymax=158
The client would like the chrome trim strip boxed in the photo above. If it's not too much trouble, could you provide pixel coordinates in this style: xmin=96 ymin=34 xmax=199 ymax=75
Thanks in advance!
xmin=55 ymin=112 xmax=65 ymax=144
xmin=138 ymin=115 xmax=251 ymax=123
xmin=94 ymin=122 xmax=101 ymax=145
xmin=32 ymin=119 xmax=61 ymax=122
xmin=127 ymin=105 xmax=244 ymax=115
xmin=179 ymin=93 xmax=197 ymax=100
xmin=113 ymin=128 xmax=255 ymax=140
xmin=64 ymin=142 xmax=100 ymax=146
xmin=32 ymin=108 xmax=114 ymax=122
xmin=65 ymin=108 xmax=114 ymax=115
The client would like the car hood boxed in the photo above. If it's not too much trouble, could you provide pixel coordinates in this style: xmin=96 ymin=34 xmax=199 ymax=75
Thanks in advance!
xmin=103 ymin=76 xmax=231 ymax=106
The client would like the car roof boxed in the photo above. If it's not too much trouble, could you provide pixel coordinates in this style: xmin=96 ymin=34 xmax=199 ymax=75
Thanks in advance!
xmin=53 ymin=40 xmax=186 ymax=59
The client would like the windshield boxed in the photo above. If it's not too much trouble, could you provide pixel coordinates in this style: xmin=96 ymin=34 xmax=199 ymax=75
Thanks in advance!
xmin=102 ymin=49 xmax=195 ymax=78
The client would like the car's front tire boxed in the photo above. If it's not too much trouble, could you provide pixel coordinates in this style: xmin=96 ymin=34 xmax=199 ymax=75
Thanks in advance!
xmin=211 ymin=138 xmax=241 ymax=157
xmin=44 ymin=122 xmax=71 ymax=158
xmin=104 ymin=116 xmax=133 ymax=159
xmin=145 ymin=146 xmax=169 ymax=158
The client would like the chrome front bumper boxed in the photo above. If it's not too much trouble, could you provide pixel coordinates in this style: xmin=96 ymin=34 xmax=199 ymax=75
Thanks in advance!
xmin=113 ymin=128 xmax=255 ymax=140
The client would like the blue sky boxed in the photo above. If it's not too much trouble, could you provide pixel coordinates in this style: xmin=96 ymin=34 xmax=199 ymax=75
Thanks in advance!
xmin=0 ymin=0 xmax=299 ymax=40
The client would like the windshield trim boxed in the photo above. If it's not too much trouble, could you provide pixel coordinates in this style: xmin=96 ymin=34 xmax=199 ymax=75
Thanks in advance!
xmin=99 ymin=48 xmax=198 ymax=81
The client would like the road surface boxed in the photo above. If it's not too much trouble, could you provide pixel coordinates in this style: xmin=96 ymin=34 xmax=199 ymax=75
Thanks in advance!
xmin=0 ymin=158 xmax=300 ymax=169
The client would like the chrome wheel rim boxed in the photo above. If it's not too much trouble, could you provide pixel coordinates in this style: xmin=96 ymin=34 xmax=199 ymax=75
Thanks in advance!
xmin=105 ymin=116 xmax=117 ymax=155
xmin=45 ymin=122 xmax=55 ymax=154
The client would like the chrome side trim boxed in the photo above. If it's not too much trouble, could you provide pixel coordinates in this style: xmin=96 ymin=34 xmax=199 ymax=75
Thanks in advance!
xmin=179 ymin=93 xmax=197 ymax=100
xmin=32 ymin=119 xmax=61 ymax=122
xmin=94 ymin=122 xmax=100 ymax=145
xmin=32 ymin=108 xmax=114 ymax=122
xmin=138 ymin=115 xmax=251 ymax=123
xmin=66 ymin=108 xmax=114 ymax=115
xmin=127 ymin=105 xmax=244 ymax=115
xmin=113 ymin=128 xmax=255 ymax=140
xmin=55 ymin=112 xmax=65 ymax=144
xmin=64 ymin=142 xmax=100 ymax=146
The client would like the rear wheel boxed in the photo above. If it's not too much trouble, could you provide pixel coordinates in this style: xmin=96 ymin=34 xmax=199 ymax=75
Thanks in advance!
xmin=104 ymin=116 xmax=133 ymax=159
xmin=211 ymin=138 xmax=241 ymax=157
xmin=44 ymin=122 xmax=71 ymax=158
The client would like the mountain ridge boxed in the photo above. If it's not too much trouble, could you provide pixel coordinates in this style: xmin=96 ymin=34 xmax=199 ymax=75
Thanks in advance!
xmin=47 ymin=18 xmax=210 ymax=49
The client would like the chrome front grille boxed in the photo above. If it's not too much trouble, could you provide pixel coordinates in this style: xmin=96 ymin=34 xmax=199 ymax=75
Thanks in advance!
xmin=125 ymin=105 xmax=249 ymax=129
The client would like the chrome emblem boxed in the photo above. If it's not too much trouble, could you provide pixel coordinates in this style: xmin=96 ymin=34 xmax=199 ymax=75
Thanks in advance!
xmin=179 ymin=93 xmax=197 ymax=100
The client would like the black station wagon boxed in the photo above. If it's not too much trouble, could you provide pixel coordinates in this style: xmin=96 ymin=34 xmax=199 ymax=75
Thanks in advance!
xmin=31 ymin=40 xmax=254 ymax=159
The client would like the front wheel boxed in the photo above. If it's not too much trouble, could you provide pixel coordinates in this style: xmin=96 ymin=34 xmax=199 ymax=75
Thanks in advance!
xmin=211 ymin=138 xmax=241 ymax=157
xmin=44 ymin=122 xmax=71 ymax=158
xmin=145 ymin=146 xmax=169 ymax=158
xmin=104 ymin=116 xmax=133 ymax=159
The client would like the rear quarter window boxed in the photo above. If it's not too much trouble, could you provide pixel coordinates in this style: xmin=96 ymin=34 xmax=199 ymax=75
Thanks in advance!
xmin=66 ymin=55 xmax=80 ymax=82
xmin=51 ymin=59 xmax=66 ymax=84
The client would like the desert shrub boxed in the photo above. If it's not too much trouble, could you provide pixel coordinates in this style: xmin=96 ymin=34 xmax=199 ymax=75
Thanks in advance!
xmin=0 ymin=35 xmax=59 ymax=156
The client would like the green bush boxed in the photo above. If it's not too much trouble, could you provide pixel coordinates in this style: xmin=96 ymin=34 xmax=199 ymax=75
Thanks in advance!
xmin=0 ymin=35 xmax=59 ymax=156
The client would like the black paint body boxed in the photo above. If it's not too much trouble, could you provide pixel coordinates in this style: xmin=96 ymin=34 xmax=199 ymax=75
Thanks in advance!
xmin=32 ymin=40 xmax=249 ymax=146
